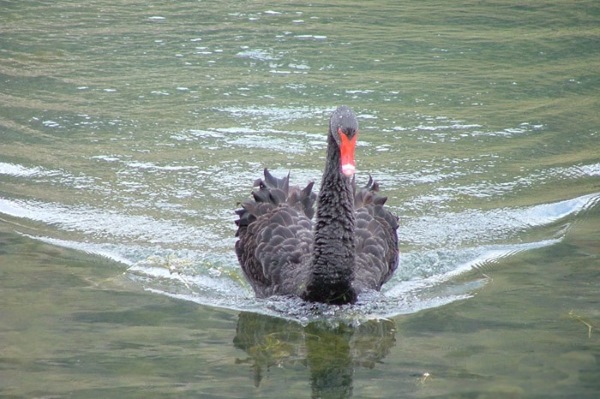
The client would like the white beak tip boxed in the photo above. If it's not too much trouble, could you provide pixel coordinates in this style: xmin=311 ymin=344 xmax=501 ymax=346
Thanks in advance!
xmin=341 ymin=163 xmax=356 ymax=177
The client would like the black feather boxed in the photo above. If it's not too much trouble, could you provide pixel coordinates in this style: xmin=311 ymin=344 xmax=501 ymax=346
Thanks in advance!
xmin=234 ymin=106 xmax=399 ymax=304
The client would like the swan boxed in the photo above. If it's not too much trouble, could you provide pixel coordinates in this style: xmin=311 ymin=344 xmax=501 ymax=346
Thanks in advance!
xmin=235 ymin=105 xmax=398 ymax=304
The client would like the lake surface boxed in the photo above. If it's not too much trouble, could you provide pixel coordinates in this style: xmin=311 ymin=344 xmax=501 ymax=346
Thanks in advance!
xmin=1 ymin=1 xmax=599 ymax=397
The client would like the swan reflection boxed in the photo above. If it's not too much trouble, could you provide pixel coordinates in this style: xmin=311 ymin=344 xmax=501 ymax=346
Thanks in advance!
xmin=233 ymin=312 xmax=396 ymax=398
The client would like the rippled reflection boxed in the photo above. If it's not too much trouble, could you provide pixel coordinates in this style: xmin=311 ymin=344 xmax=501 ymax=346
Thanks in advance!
xmin=233 ymin=312 xmax=396 ymax=397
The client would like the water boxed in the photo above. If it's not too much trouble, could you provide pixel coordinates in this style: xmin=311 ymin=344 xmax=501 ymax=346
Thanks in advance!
xmin=1 ymin=0 xmax=599 ymax=397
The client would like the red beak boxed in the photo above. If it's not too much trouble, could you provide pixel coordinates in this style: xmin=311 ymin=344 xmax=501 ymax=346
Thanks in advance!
xmin=338 ymin=128 xmax=357 ymax=177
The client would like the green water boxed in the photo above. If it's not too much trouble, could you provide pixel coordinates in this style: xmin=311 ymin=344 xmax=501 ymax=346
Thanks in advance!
xmin=1 ymin=0 xmax=599 ymax=397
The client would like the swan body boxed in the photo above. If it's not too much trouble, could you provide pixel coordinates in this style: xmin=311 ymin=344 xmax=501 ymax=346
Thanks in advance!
xmin=235 ymin=106 xmax=399 ymax=304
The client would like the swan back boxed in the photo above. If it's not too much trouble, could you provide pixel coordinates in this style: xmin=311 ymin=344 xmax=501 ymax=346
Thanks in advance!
xmin=235 ymin=169 xmax=399 ymax=302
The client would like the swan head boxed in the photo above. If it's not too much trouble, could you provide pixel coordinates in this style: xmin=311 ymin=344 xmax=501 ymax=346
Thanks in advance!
xmin=329 ymin=105 xmax=359 ymax=177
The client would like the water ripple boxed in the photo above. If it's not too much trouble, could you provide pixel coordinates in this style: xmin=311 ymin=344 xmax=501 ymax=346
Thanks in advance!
xmin=3 ymin=189 xmax=596 ymax=321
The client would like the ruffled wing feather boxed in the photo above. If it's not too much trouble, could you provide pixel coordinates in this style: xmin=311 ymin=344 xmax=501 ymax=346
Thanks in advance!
xmin=235 ymin=169 xmax=316 ymax=297
xmin=353 ymin=176 xmax=399 ymax=291
xmin=235 ymin=170 xmax=398 ymax=298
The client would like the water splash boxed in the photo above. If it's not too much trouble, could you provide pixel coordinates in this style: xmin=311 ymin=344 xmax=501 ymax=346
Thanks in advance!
xmin=4 ymin=189 xmax=597 ymax=322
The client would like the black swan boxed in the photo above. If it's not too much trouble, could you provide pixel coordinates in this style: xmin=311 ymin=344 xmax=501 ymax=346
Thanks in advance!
xmin=235 ymin=105 xmax=398 ymax=304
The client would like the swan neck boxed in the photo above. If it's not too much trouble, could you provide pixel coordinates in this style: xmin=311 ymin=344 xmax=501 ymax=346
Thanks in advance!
xmin=305 ymin=134 xmax=356 ymax=304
